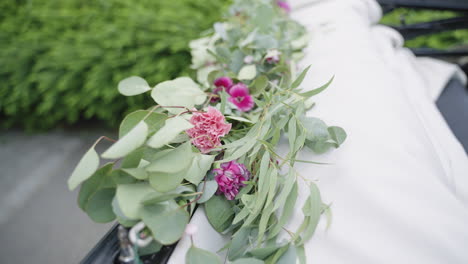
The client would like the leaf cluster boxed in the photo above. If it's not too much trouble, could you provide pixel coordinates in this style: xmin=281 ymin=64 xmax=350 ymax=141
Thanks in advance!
xmin=67 ymin=0 xmax=348 ymax=262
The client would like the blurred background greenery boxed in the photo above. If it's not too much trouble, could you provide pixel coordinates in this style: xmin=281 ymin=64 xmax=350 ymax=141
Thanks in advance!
xmin=381 ymin=8 xmax=468 ymax=49
xmin=0 ymin=0 xmax=229 ymax=130
xmin=0 ymin=1 xmax=466 ymax=131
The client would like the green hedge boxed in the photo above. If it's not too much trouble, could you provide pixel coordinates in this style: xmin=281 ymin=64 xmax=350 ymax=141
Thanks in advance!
xmin=2 ymin=3 xmax=465 ymax=130
xmin=381 ymin=9 xmax=468 ymax=49
xmin=0 ymin=0 xmax=228 ymax=130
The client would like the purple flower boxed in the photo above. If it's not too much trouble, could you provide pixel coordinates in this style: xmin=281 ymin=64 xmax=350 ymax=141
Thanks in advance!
xmin=212 ymin=76 xmax=233 ymax=102
xmin=228 ymin=83 xmax=254 ymax=112
xmin=213 ymin=161 xmax=250 ymax=200
xmin=277 ymin=1 xmax=291 ymax=13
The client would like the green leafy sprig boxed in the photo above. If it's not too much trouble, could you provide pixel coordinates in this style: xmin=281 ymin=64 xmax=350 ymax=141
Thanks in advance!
xmin=68 ymin=0 xmax=346 ymax=263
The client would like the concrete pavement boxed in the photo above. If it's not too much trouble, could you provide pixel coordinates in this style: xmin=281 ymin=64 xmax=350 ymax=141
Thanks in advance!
xmin=0 ymin=129 xmax=115 ymax=263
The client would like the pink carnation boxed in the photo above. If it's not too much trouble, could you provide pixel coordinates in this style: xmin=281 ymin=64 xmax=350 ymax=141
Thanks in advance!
xmin=228 ymin=83 xmax=255 ymax=112
xmin=186 ymin=107 xmax=231 ymax=153
xmin=213 ymin=161 xmax=250 ymax=200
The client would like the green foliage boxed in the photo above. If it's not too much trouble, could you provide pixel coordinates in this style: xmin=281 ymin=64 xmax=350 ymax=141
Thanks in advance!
xmin=67 ymin=0 xmax=348 ymax=262
xmin=381 ymin=8 xmax=468 ymax=49
xmin=0 ymin=0 xmax=228 ymax=130
xmin=186 ymin=246 xmax=222 ymax=264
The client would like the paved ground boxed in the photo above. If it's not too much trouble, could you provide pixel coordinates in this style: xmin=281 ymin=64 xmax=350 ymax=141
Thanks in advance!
xmin=0 ymin=129 xmax=116 ymax=263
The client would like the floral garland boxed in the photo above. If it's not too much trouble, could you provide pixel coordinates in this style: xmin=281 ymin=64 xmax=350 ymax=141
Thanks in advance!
xmin=68 ymin=0 xmax=346 ymax=263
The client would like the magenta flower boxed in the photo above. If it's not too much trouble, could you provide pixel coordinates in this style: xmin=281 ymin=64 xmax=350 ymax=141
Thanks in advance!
xmin=277 ymin=1 xmax=291 ymax=13
xmin=228 ymin=83 xmax=254 ymax=112
xmin=214 ymin=76 xmax=233 ymax=90
xmin=213 ymin=161 xmax=250 ymax=200
xmin=186 ymin=107 xmax=232 ymax=153
xmin=212 ymin=76 xmax=233 ymax=102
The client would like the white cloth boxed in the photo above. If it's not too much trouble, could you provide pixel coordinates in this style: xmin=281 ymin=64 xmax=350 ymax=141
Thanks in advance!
xmin=168 ymin=1 xmax=468 ymax=263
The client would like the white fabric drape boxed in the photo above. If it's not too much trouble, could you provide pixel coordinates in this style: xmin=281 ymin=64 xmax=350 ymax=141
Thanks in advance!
xmin=168 ymin=1 xmax=468 ymax=263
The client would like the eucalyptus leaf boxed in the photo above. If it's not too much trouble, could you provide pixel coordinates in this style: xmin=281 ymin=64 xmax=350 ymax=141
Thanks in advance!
xmin=68 ymin=145 xmax=100 ymax=190
xmin=205 ymin=195 xmax=234 ymax=233
xmin=112 ymin=196 xmax=132 ymax=222
xmin=102 ymin=121 xmax=148 ymax=159
xmin=109 ymin=169 xmax=137 ymax=185
xmin=297 ymin=245 xmax=306 ymax=264
xmin=291 ymin=65 xmax=310 ymax=89
xmin=305 ymin=140 xmax=334 ymax=154
xmin=248 ymin=245 xmax=283 ymax=260
xmin=142 ymin=185 xmax=195 ymax=205
xmin=228 ymin=227 xmax=252 ymax=261
xmin=232 ymin=204 xmax=251 ymax=225
xmin=151 ymin=77 xmax=207 ymax=114
xmin=219 ymin=137 xmax=256 ymax=163
xmin=119 ymin=110 xmax=166 ymax=138
xmin=229 ymin=50 xmax=245 ymax=74
xmin=299 ymin=76 xmax=334 ymax=98
xmin=121 ymin=168 xmax=148 ymax=180
xmin=115 ymin=183 xmax=157 ymax=219
xmin=121 ymin=147 xmax=145 ymax=168
xmin=288 ymin=118 xmax=297 ymax=151
xmin=198 ymin=65 xmax=220 ymax=87
xmin=141 ymin=200 xmax=189 ymax=245
xmin=328 ymin=126 xmax=347 ymax=147
xmin=215 ymin=46 xmax=231 ymax=60
xmin=276 ymin=244 xmax=296 ymax=264
xmin=77 ymin=163 xmax=114 ymax=210
xmin=301 ymin=117 xmax=329 ymax=142
xmin=225 ymin=115 xmax=254 ymax=124
xmin=252 ymin=4 xmax=274 ymax=32
xmin=142 ymin=191 xmax=189 ymax=205
xmin=147 ymin=116 xmax=193 ymax=149
xmin=231 ymin=258 xmax=264 ymax=264
xmin=250 ymin=75 xmax=268 ymax=95
xmin=207 ymin=70 xmax=222 ymax=85
xmin=148 ymin=167 xmax=188 ymax=193
xmin=265 ymin=244 xmax=290 ymax=264
xmin=299 ymin=183 xmax=322 ymax=244
xmin=197 ymin=180 xmax=218 ymax=204
xmin=269 ymin=181 xmax=298 ymax=238
xmin=85 ymin=188 xmax=116 ymax=223
xmin=240 ymin=29 xmax=258 ymax=47
xmin=238 ymin=64 xmax=257 ymax=80
xmin=186 ymin=246 xmax=222 ymax=264
xmin=185 ymin=154 xmax=215 ymax=185
xmin=257 ymin=202 xmax=274 ymax=244
xmin=146 ymin=142 xmax=193 ymax=173
xmin=138 ymin=240 xmax=163 ymax=256
xmin=118 ymin=76 xmax=151 ymax=96
xmin=220 ymin=90 xmax=228 ymax=114
xmin=254 ymin=35 xmax=277 ymax=49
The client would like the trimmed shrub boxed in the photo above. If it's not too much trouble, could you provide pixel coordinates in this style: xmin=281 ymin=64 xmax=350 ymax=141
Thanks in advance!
xmin=381 ymin=9 xmax=468 ymax=49
xmin=0 ymin=0 xmax=228 ymax=130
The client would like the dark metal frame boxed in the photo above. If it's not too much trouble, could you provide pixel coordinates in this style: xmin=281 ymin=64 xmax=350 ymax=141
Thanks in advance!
xmin=378 ymin=0 xmax=468 ymax=12
xmin=378 ymin=0 xmax=468 ymax=57
xmin=81 ymin=225 xmax=176 ymax=264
